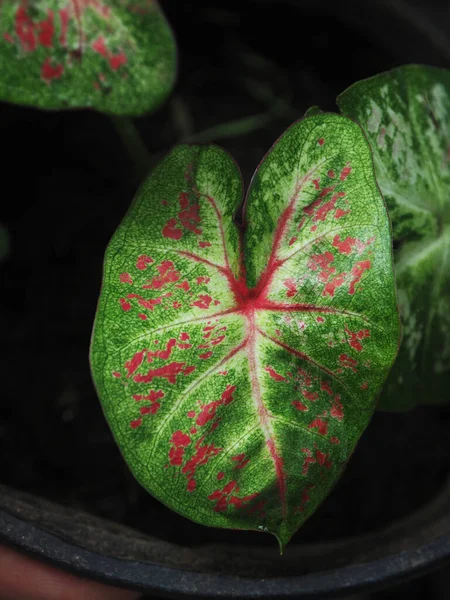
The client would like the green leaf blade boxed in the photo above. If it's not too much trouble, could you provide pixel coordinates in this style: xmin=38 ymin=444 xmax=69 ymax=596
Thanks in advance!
xmin=338 ymin=65 xmax=450 ymax=409
xmin=0 ymin=0 xmax=176 ymax=115
xmin=91 ymin=116 xmax=400 ymax=549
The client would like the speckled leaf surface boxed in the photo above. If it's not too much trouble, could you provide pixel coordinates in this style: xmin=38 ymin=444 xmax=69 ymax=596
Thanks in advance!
xmin=0 ymin=0 xmax=176 ymax=115
xmin=338 ymin=65 xmax=450 ymax=410
xmin=90 ymin=114 xmax=400 ymax=549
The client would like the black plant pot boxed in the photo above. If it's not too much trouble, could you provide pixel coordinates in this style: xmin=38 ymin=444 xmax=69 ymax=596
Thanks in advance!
xmin=2 ymin=1 xmax=450 ymax=598
xmin=1 ymin=472 xmax=450 ymax=599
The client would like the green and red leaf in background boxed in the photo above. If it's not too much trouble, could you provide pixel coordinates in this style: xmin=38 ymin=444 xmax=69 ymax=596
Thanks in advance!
xmin=90 ymin=114 xmax=400 ymax=549
xmin=0 ymin=0 xmax=176 ymax=115
xmin=338 ymin=65 xmax=450 ymax=410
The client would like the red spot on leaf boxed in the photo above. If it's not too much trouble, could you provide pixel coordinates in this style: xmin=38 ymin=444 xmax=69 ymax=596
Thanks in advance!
xmin=327 ymin=170 xmax=335 ymax=178
xmin=308 ymin=417 xmax=328 ymax=435
xmin=296 ymin=483 xmax=316 ymax=513
xmin=289 ymin=236 xmax=297 ymax=246
xmin=293 ymin=400 xmax=308 ymax=411
xmin=302 ymin=450 xmax=316 ymax=476
xmin=308 ymin=251 xmax=336 ymax=282
xmin=330 ymin=436 xmax=340 ymax=444
xmin=217 ymin=471 xmax=225 ymax=480
xmin=265 ymin=366 xmax=286 ymax=382
xmin=147 ymin=338 xmax=177 ymax=363
xmin=178 ymin=192 xmax=202 ymax=234
xmin=15 ymin=6 xmax=37 ymax=51
xmin=298 ymin=368 xmax=312 ymax=387
xmin=340 ymin=164 xmax=352 ymax=180
xmin=199 ymin=241 xmax=211 ymax=248
xmin=345 ymin=326 xmax=370 ymax=352
xmin=124 ymin=349 xmax=147 ymax=378
xmin=119 ymin=298 xmax=132 ymax=311
xmin=196 ymin=384 xmax=236 ymax=427
xmin=196 ymin=276 xmax=210 ymax=285
xmin=208 ymin=480 xmax=258 ymax=512
xmin=283 ymin=278 xmax=298 ymax=297
xmin=109 ymin=50 xmax=127 ymax=71
xmin=130 ymin=418 xmax=142 ymax=429
xmin=192 ymin=294 xmax=213 ymax=309
xmin=140 ymin=404 xmax=160 ymax=415
xmin=321 ymin=380 xmax=333 ymax=396
xmin=199 ymin=351 xmax=213 ymax=360
xmin=334 ymin=208 xmax=350 ymax=219
xmin=176 ymin=280 xmax=190 ymax=292
xmin=349 ymin=260 xmax=371 ymax=295
xmin=41 ymin=57 xmax=64 ymax=82
xmin=312 ymin=179 xmax=320 ymax=190
xmin=169 ymin=430 xmax=191 ymax=466
xmin=323 ymin=272 xmax=347 ymax=297
xmin=58 ymin=8 xmax=69 ymax=45
xmin=112 ymin=371 xmax=121 ymax=378
xmin=318 ymin=138 xmax=325 ymax=146
xmin=182 ymin=439 xmax=222 ymax=492
xmin=313 ymin=194 xmax=338 ymax=222
xmin=302 ymin=390 xmax=319 ymax=401
xmin=315 ymin=450 xmax=332 ymax=468
xmin=133 ymin=389 xmax=164 ymax=403
xmin=332 ymin=235 xmax=356 ymax=255
xmin=330 ymin=395 xmax=344 ymax=420
xmin=136 ymin=255 xmax=153 ymax=270
xmin=162 ymin=218 xmax=183 ymax=240
xmin=178 ymin=342 xmax=192 ymax=349
xmin=134 ymin=362 xmax=195 ymax=384
xmin=127 ymin=292 xmax=172 ymax=311
xmin=37 ymin=10 xmax=54 ymax=47
xmin=92 ymin=34 xmax=127 ymax=70
xmin=120 ymin=272 xmax=133 ymax=284
xmin=162 ymin=191 xmax=203 ymax=240
xmin=144 ymin=260 xmax=180 ymax=290
xmin=318 ymin=186 xmax=335 ymax=199
xmin=231 ymin=453 xmax=250 ymax=469
xmin=339 ymin=354 xmax=358 ymax=373
xmin=187 ymin=479 xmax=196 ymax=492
xmin=92 ymin=35 xmax=107 ymax=56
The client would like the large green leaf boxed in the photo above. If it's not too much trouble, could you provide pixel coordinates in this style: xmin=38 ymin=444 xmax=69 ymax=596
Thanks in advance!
xmin=90 ymin=114 xmax=400 ymax=549
xmin=0 ymin=0 xmax=176 ymax=115
xmin=338 ymin=65 xmax=450 ymax=410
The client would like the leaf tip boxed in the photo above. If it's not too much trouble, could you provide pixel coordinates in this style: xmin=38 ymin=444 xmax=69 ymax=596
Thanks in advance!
xmin=271 ymin=525 xmax=292 ymax=555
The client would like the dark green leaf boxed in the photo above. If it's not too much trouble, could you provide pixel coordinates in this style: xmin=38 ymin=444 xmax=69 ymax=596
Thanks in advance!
xmin=338 ymin=65 xmax=450 ymax=410
xmin=0 ymin=0 xmax=176 ymax=115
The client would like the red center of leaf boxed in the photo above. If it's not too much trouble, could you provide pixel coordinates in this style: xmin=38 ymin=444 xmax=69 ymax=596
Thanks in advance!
xmin=119 ymin=160 xmax=372 ymax=515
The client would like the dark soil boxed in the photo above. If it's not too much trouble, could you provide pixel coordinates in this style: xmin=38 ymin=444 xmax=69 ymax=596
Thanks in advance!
xmin=1 ymin=0 xmax=450 ymax=550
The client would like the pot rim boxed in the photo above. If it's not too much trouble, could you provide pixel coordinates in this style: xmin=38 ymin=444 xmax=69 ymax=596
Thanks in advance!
xmin=1 ymin=506 xmax=450 ymax=599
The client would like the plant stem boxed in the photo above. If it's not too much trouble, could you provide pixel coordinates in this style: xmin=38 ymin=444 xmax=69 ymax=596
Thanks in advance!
xmin=110 ymin=116 xmax=151 ymax=181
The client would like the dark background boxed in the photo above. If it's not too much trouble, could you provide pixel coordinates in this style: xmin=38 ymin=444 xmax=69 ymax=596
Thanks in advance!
xmin=1 ymin=0 xmax=450 ymax=597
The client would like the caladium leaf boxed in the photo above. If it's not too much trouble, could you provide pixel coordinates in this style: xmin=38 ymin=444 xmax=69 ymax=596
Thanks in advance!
xmin=90 ymin=114 xmax=400 ymax=549
xmin=0 ymin=0 xmax=176 ymax=115
xmin=338 ymin=65 xmax=450 ymax=410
